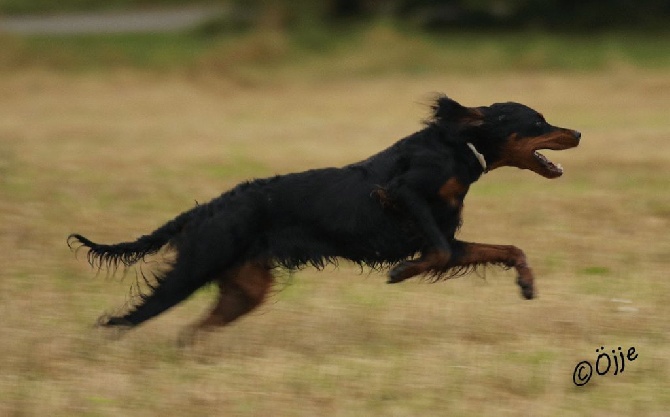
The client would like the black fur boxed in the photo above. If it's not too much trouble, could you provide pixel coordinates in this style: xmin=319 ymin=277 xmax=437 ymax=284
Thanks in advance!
xmin=68 ymin=95 xmax=580 ymax=331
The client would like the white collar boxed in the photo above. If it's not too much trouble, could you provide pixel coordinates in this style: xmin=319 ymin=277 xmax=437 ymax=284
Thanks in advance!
xmin=466 ymin=142 xmax=487 ymax=172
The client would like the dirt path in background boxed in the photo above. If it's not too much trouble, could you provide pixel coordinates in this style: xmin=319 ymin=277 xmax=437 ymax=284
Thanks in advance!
xmin=0 ymin=6 xmax=225 ymax=34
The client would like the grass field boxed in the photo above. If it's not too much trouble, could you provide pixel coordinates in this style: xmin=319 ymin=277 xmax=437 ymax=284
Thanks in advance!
xmin=0 ymin=47 xmax=669 ymax=415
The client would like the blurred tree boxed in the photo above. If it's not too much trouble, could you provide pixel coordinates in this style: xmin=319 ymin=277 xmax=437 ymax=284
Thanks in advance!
xmin=323 ymin=0 xmax=670 ymax=29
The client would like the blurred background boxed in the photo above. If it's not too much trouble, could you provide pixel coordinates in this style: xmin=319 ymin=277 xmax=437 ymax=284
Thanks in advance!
xmin=1 ymin=1 xmax=668 ymax=416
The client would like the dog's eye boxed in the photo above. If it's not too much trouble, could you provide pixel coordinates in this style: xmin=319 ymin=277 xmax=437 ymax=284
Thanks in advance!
xmin=535 ymin=121 xmax=543 ymax=127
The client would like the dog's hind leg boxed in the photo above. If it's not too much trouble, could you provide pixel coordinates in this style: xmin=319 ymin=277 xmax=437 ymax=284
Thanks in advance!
xmin=200 ymin=262 xmax=274 ymax=328
xmin=99 ymin=208 xmax=263 ymax=331
xmin=178 ymin=261 xmax=275 ymax=345
xmin=100 ymin=256 xmax=212 ymax=329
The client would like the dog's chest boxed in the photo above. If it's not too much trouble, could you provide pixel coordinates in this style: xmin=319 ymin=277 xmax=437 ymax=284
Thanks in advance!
xmin=434 ymin=177 xmax=469 ymax=236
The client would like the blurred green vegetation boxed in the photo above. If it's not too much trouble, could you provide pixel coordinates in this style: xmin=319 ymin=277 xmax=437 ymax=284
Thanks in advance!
xmin=2 ymin=1 xmax=668 ymax=76
xmin=1 ymin=25 xmax=669 ymax=77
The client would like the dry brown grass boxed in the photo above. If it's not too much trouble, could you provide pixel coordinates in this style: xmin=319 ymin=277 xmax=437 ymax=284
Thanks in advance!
xmin=1 ymin=68 xmax=669 ymax=416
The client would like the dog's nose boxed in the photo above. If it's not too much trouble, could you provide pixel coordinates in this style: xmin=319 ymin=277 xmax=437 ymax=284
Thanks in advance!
xmin=572 ymin=130 xmax=582 ymax=140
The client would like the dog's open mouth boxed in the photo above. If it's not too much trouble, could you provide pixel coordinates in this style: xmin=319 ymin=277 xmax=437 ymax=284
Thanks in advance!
xmin=533 ymin=150 xmax=563 ymax=177
xmin=523 ymin=129 xmax=580 ymax=178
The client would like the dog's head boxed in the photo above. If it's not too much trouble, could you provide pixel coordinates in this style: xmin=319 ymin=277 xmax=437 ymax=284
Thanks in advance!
xmin=432 ymin=96 xmax=581 ymax=178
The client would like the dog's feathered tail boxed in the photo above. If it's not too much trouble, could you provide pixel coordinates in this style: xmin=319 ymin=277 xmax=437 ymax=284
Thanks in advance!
xmin=67 ymin=204 xmax=203 ymax=269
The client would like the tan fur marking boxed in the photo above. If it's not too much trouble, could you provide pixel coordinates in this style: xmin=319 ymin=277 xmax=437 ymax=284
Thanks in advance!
xmin=179 ymin=262 xmax=274 ymax=344
xmin=438 ymin=177 xmax=468 ymax=208
xmin=449 ymin=242 xmax=534 ymax=298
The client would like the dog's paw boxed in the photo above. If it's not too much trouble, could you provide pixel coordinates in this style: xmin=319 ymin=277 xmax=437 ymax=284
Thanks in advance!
xmin=516 ymin=276 xmax=535 ymax=300
xmin=387 ymin=264 xmax=409 ymax=284
xmin=95 ymin=314 xmax=133 ymax=340
xmin=97 ymin=314 xmax=134 ymax=328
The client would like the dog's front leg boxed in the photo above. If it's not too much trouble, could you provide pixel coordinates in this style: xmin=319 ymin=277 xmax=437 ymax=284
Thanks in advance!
xmin=388 ymin=250 xmax=451 ymax=283
xmin=387 ymin=187 xmax=451 ymax=283
xmin=448 ymin=240 xmax=535 ymax=299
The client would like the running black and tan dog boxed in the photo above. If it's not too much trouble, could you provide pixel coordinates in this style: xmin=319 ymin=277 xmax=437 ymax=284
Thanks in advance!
xmin=68 ymin=95 xmax=580 ymax=339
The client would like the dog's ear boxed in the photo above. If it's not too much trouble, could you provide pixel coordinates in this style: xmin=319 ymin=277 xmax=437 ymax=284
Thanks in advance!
xmin=431 ymin=95 xmax=484 ymax=126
